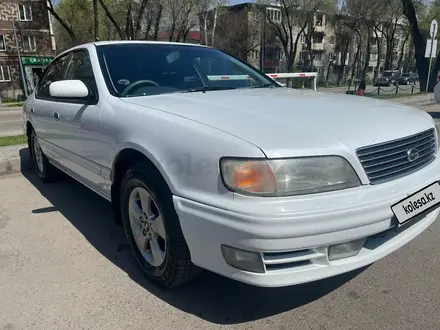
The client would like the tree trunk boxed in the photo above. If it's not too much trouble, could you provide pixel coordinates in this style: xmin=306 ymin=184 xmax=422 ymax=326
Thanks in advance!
xmin=153 ymin=4 xmax=163 ymax=40
xmin=397 ymin=32 xmax=410 ymax=70
xmin=135 ymin=0 xmax=149 ymax=39
xmin=169 ymin=20 xmax=176 ymax=41
xmin=389 ymin=40 xmax=395 ymax=69
xmin=203 ymin=13 xmax=208 ymax=45
xmin=403 ymin=37 xmax=414 ymax=72
xmin=211 ymin=7 xmax=218 ymax=47
xmin=126 ymin=0 xmax=133 ymax=40
xmin=401 ymin=0 xmax=428 ymax=91
xmin=351 ymin=41 xmax=361 ymax=80
xmin=46 ymin=3 xmax=76 ymax=41
xmin=374 ymin=29 xmax=381 ymax=81
xmin=337 ymin=39 xmax=349 ymax=87
xmin=144 ymin=16 xmax=153 ymax=40
xmin=93 ymin=0 xmax=99 ymax=41
xmin=362 ymin=27 xmax=371 ymax=79
xmin=384 ymin=38 xmax=392 ymax=70
xmin=98 ymin=0 xmax=124 ymax=40
xmin=325 ymin=55 xmax=332 ymax=86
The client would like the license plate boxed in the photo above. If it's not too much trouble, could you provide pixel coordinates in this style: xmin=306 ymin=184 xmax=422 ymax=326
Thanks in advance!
xmin=391 ymin=182 xmax=440 ymax=224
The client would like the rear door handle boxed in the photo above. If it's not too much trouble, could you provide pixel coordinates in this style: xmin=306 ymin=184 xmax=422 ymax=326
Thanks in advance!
xmin=30 ymin=108 xmax=35 ymax=114
xmin=53 ymin=111 xmax=60 ymax=120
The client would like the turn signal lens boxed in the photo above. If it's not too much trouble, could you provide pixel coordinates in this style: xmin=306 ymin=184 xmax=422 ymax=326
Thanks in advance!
xmin=220 ymin=156 xmax=360 ymax=197
xmin=221 ymin=159 xmax=277 ymax=195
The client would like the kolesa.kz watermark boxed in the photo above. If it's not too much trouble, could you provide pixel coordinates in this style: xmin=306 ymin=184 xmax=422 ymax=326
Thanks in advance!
xmin=402 ymin=192 xmax=436 ymax=215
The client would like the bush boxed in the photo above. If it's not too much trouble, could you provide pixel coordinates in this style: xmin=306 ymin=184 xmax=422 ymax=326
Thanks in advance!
xmin=0 ymin=97 xmax=18 ymax=103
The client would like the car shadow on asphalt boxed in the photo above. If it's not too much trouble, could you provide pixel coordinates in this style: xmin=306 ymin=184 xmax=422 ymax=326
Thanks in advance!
xmin=22 ymin=169 xmax=367 ymax=325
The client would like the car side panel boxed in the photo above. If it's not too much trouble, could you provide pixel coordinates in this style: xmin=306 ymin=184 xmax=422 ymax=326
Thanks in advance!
xmin=48 ymin=100 xmax=110 ymax=195
xmin=96 ymin=97 xmax=266 ymax=206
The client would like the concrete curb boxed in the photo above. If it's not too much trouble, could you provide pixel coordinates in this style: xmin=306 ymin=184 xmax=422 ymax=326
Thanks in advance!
xmin=0 ymin=144 xmax=33 ymax=176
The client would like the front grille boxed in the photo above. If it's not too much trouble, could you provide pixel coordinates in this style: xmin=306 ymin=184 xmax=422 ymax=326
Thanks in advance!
xmin=357 ymin=128 xmax=437 ymax=184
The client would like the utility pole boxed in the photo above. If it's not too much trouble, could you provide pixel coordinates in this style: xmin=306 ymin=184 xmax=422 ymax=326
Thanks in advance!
xmin=12 ymin=16 xmax=28 ymax=98
xmin=426 ymin=20 xmax=438 ymax=92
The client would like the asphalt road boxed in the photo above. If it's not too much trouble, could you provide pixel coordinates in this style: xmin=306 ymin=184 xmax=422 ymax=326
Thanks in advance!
xmin=0 ymin=109 xmax=22 ymax=137
xmin=1 ymin=172 xmax=440 ymax=329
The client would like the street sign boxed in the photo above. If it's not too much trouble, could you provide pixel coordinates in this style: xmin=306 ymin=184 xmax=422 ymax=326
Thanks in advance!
xmin=431 ymin=19 xmax=438 ymax=39
xmin=425 ymin=39 xmax=438 ymax=58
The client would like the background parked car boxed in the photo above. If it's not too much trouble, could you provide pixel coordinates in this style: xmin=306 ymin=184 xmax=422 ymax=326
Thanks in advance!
xmin=374 ymin=70 xmax=402 ymax=86
xmin=397 ymin=73 xmax=419 ymax=85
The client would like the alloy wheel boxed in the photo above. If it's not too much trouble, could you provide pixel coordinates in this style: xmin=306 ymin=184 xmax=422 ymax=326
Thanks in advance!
xmin=128 ymin=187 xmax=167 ymax=267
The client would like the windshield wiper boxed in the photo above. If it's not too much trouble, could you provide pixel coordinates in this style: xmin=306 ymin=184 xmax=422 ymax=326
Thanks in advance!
xmin=181 ymin=86 xmax=237 ymax=93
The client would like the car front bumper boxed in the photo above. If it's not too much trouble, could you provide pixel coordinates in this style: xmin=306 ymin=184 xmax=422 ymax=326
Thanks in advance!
xmin=174 ymin=158 xmax=440 ymax=287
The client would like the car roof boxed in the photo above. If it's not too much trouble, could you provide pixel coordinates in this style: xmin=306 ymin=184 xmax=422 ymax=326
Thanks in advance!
xmin=56 ymin=41 xmax=211 ymax=60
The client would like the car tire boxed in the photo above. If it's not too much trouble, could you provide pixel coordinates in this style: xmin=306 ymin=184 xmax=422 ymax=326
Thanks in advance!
xmin=30 ymin=130 xmax=62 ymax=182
xmin=120 ymin=161 xmax=202 ymax=288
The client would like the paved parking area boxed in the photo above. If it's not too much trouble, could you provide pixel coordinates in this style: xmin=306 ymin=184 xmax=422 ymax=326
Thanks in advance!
xmin=1 ymin=173 xmax=440 ymax=330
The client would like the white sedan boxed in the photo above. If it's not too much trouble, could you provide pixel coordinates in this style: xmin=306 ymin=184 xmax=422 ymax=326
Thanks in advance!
xmin=23 ymin=41 xmax=440 ymax=288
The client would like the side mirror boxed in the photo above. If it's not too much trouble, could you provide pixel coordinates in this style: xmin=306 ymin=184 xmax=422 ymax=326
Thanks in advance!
xmin=434 ymin=81 xmax=440 ymax=104
xmin=49 ymin=80 xmax=89 ymax=98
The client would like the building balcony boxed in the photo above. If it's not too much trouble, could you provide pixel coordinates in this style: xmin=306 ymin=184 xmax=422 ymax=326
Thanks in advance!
xmin=311 ymin=43 xmax=324 ymax=51
xmin=314 ymin=25 xmax=325 ymax=33
xmin=313 ymin=60 xmax=323 ymax=67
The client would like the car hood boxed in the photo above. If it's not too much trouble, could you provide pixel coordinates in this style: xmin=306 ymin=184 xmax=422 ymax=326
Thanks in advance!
xmin=122 ymin=88 xmax=434 ymax=158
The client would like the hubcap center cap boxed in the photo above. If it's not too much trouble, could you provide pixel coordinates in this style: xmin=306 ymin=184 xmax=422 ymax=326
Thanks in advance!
xmin=140 ymin=217 xmax=151 ymax=236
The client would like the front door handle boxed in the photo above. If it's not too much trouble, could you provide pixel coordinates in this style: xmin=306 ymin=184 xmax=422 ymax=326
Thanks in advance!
xmin=30 ymin=108 xmax=35 ymax=114
xmin=53 ymin=111 xmax=60 ymax=120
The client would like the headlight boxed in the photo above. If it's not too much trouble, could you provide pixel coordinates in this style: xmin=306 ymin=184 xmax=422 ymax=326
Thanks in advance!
xmin=220 ymin=156 xmax=360 ymax=196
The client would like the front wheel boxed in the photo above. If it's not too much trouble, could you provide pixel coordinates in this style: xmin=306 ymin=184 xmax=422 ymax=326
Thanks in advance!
xmin=120 ymin=162 xmax=201 ymax=288
xmin=30 ymin=130 xmax=62 ymax=182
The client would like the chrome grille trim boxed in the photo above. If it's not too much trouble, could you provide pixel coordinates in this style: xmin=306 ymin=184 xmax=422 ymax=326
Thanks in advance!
xmin=357 ymin=128 xmax=437 ymax=184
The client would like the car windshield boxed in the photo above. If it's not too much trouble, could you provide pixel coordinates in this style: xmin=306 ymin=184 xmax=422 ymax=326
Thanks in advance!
xmin=97 ymin=43 xmax=278 ymax=97
xmin=402 ymin=73 xmax=411 ymax=77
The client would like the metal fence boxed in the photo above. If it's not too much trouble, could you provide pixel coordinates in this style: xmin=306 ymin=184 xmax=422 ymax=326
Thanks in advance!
xmin=346 ymin=84 xmax=421 ymax=96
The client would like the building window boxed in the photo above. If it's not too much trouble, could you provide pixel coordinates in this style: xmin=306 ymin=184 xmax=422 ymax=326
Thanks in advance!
xmin=266 ymin=8 xmax=281 ymax=23
xmin=329 ymin=36 xmax=335 ymax=44
xmin=313 ymin=35 xmax=324 ymax=44
xmin=315 ymin=14 xmax=323 ymax=26
xmin=0 ymin=66 xmax=11 ymax=82
xmin=18 ymin=4 xmax=32 ymax=21
xmin=0 ymin=35 xmax=5 ymax=51
xmin=22 ymin=36 xmax=36 ymax=52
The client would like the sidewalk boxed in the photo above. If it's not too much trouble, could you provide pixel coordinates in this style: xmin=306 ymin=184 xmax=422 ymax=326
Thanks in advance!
xmin=0 ymin=144 xmax=32 ymax=175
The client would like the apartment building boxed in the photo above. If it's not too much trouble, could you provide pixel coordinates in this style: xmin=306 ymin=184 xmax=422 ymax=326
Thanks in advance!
xmin=0 ymin=0 xmax=56 ymax=100
xmin=205 ymin=2 xmax=336 ymax=76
